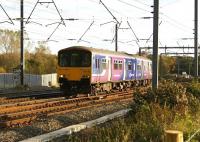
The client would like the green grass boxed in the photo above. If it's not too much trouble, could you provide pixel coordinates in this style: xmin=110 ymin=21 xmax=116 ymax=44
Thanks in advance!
xmin=57 ymin=80 xmax=200 ymax=142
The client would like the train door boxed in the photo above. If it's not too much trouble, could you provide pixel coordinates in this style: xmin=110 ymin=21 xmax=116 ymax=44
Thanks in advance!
xmin=99 ymin=57 xmax=109 ymax=82
xmin=111 ymin=57 xmax=124 ymax=81
xmin=107 ymin=57 xmax=112 ymax=81
xmin=92 ymin=54 xmax=110 ymax=84
xmin=143 ymin=60 xmax=148 ymax=80
xmin=92 ymin=55 xmax=100 ymax=83
xmin=141 ymin=60 xmax=144 ymax=80
xmin=132 ymin=58 xmax=136 ymax=80
xmin=125 ymin=58 xmax=134 ymax=80
xmin=149 ymin=61 xmax=152 ymax=79
xmin=136 ymin=59 xmax=142 ymax=80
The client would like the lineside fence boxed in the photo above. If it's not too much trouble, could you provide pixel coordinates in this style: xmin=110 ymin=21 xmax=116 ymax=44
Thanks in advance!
xmin=0 ymin=73 xmax=58 ymax=89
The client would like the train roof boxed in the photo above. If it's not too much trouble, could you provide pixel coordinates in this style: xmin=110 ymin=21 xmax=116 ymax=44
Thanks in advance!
xmin=59 ymin=46 xmax=151 ymax=60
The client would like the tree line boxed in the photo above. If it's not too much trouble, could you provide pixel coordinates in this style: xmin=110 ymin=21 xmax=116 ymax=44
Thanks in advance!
xmin=145 ymin=52 xmax=197 ymax=77
xmin=0 ymin=29 xmax=57 ymax=74
xmin=0 ymin=29 xmax=198 ymax=76
xmin=159 ymin=55 xmax=198 ymax=77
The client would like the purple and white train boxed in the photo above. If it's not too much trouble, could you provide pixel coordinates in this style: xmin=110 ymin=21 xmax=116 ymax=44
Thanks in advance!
xmin=57 ymin=46 xmax=152 ymax=95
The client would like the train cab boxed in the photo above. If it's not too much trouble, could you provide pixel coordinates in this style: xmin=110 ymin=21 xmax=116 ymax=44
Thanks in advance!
xmin=57 ymin=46 xmax=92 ymax=94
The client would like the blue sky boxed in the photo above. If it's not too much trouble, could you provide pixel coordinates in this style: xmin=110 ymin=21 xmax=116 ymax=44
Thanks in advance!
xmin=0 ymin=0 xmax=197 ymax=54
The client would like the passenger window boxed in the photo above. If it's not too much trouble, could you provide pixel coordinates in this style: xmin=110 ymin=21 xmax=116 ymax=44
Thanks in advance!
xmin=118 ymin=60 xmax=122 ymax=70
xmin=95 ymin=58 xmax=100 ymax=69
xmin=101 ymin=58 xmax=107 ymax=69
xmin=114 ymin=60 xmax=118 ymax=70
xmin=133 ymin=64 xmax=135 ymax=70
xmin=113 ymin=60 xmax=123 ymax=70
xmin=128 ymin=62 xmax=132 ymax=70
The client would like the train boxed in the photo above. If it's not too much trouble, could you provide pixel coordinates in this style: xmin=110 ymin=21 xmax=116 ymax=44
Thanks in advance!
xmin=57 ymin=46 xmax=152 ymax=95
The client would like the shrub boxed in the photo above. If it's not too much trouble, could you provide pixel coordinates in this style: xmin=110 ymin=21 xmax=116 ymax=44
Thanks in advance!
xmin=133 ymin=80 xmax=188 ymax=112
xmin=131 ymin=103 xmax=165 ymax=142
xmin=0 ymin=67 xmax=6 ymax=73
xmin=187 ymin=93 xmax=200 ymax=114
xmin=185 ymin=82 xmax=200 ymax=114
xmin=62 ymin=112 xmax=164 ymax=142
xmin=58 ymin=80 xmax=200 ymax=142
xmin=186 ymin=82 xmax=200 ymax=99
xmin=155 ymin=80 xmax=188 ymax=109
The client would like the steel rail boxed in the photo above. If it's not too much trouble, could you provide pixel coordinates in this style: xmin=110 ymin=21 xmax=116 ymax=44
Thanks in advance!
xmin=0 ymin=92 xmax=134 ymax=128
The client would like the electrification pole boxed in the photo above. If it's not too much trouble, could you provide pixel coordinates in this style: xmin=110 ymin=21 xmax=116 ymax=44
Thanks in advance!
xmin=99 ymin=0 xmax=119 ymax=52
xmin=152 ymin=0 xmax=159 ymax=90
xmin=20 ymin=0 xmax=24 ymax=85
xmin=115 ymin=23 xmax=118 ymax=52
xmin=194 ymin=0 xmax=198 ymax=79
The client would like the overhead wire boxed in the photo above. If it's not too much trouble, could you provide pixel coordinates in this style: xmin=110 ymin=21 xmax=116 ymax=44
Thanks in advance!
xmin=0 ymin=0 xmax=144 ymax=50
xmin=160 ymin=18 xmax=192 ymax=34
xmin=1 ymin=0 xmax=195 ymax=50
xmin=129 ymin=0 xmax=152 ymax=7
xmin=161 ymin=13 xmax=193 ymax=30
xmin=0 ymin=4 xmax=14 ymax=25
xmin=115 ymin=0 xmax=194 ymax=39
xmin=116 ymin=0 xmax=151 ymax=13
xmin=160 ymin=0 xmax=181 ymax=8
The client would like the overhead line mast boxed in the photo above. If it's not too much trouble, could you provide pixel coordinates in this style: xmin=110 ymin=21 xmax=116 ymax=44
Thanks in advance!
xmin=99 ymin=0 xmax=119 ymax=52
xmin=194 ymin=0 xmax=198 ymax=79
xmin=20 ymin=0 xmax=24 ymax=86
xmin=152 ymin=0 xmax=159 ymax=90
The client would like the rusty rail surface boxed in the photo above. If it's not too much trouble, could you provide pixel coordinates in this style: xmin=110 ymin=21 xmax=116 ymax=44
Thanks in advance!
xmin=0 ymin=88 xmax=148 ymax=128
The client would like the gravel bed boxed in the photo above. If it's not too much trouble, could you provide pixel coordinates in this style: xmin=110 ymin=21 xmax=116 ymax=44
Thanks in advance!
xmin=0 ymin=101 xmax=132 ymax=142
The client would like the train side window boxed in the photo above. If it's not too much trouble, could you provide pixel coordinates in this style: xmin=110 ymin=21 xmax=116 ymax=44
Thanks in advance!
xmin=101 ymin=58 xmax=107 ymax=69
xmin=128 ymin=61 xmax=132 ymax=70
xmin=114 ymin=60 xmax=118 ymax=70
xmin=95 ymin=58 xmax=100 ymax=69
xmin=133 ymin=64 xmax=135 ymax=70
xmin=118 ymin=60 xmax=122 ymax=70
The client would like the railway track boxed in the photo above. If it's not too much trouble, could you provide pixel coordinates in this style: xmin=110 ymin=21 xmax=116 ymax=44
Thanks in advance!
xmin=0 ymin=87 xmax=148 ymax=128
xmin=0 ymin=90 xmax=62 ymax=99
xmin=0 ymin=90 xmax=64 ymax=105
